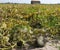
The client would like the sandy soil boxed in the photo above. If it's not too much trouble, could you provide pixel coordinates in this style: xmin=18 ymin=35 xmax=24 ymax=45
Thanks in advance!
xmin=13 ymin=40 xmax=60 ymax=50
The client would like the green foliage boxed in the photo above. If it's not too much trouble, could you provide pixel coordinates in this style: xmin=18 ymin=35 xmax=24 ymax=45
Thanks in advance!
xmin=0 ymin=4 xmax=60 ymax=50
